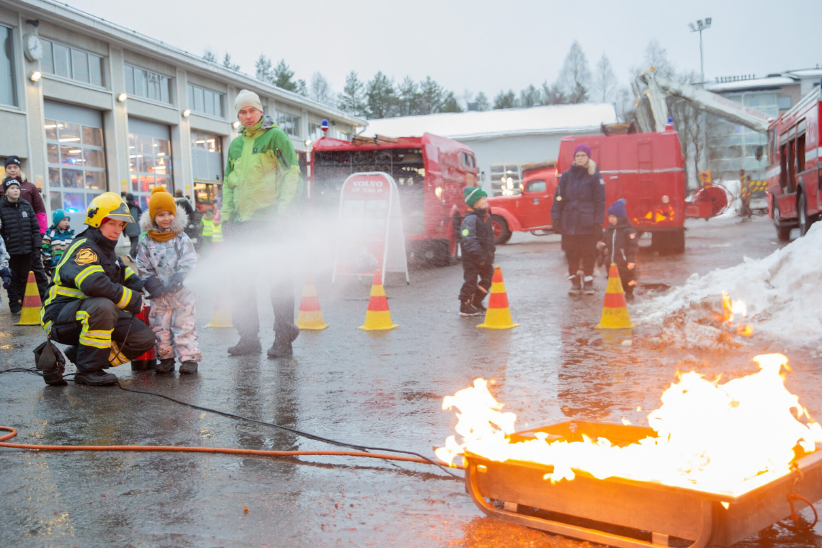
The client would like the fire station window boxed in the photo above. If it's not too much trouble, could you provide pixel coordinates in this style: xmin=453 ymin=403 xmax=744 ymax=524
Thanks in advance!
xmin=0 ymin=25 xmax=17 ymax=107
xmin=525 ymin=180 xmax=546 ymax=194
xmin=778 ymin=97 xmax=791 ymax=110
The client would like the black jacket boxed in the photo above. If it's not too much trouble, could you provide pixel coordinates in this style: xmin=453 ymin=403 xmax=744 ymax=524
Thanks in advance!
xmin=0 ymin=196 xmax=41 ymax=255
xmin=551 ymin=163 xmax=606 ymax=235
xmin=42 ymin=227 xmax=144 ymax=327
xmin=461 ymin=207 xmax=495 ymax=267
xmin=125 ymin=201 xmax=142 ymax=237
xmin=599 ymin=217 xmax=638 ymax=269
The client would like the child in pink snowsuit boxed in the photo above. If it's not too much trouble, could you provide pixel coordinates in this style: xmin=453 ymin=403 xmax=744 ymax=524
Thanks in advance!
xmin=136 ymin=186 xmax=201 ymax=374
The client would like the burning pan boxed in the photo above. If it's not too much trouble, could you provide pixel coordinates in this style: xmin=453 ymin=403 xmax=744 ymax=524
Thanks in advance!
xmin=464 ymin=421 xmax=822 ymax=548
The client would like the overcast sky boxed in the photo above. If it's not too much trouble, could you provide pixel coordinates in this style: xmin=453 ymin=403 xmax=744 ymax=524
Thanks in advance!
xmin=64 ymin=0 xmax=822 ymax=102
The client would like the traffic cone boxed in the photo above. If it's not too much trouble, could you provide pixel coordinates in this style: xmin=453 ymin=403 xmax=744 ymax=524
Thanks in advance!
xmin=358 ymin=270 xmax=398 ymax=331
xmin=15 ymin=271 xmax=42 ymax=326
xmin=477 ymin=266 xmax=519 ymax=330
xmin=595 ymin=263 xmax=636 ymax=329
xmin=207 ymin=290 xmax=233 ymax=328
xmin=296 ymin=275 xmax=329 ymax=330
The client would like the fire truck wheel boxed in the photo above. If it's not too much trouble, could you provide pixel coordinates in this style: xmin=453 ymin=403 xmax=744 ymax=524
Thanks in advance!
xmin=798 ymin=193 xmax=816 ymax=236
xmin=773 ymin=203 xmax=792 ymax=241
xmin=492 ymin=215 xmax=512 ymax=245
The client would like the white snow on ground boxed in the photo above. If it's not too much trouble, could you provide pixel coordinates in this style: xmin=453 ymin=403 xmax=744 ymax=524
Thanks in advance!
xmin=635 ymin=222 xmax=822 ymax=353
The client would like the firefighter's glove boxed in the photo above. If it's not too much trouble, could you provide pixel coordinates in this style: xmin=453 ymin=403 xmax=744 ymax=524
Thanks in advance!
xmin=143 ymin=275 xmax=165 ymax=300
xmin=164 ymin=272 xmax=186 ymax=294
xmin=0 ymin=267 xmax=11 ymax=289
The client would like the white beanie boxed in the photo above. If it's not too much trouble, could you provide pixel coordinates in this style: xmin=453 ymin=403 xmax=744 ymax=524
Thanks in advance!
xmin=234 ymin=90 xmax=263 ymax=116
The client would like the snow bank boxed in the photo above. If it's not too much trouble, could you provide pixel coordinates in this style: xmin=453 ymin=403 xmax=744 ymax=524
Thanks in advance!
xmin=635 ymin=222 xmax=822 ymax=353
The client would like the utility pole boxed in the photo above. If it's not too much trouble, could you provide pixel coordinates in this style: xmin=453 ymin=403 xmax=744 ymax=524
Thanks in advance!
xmin=689 ymin=18 xmax=712 ymax=177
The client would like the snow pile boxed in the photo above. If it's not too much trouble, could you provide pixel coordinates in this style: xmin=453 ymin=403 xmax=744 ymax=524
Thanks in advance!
xmin=636 ymin=222 xmax=822 ymax=352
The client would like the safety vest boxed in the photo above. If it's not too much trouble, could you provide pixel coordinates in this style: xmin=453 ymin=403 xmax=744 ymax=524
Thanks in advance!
xmin=212 ymin=222 xmax=223 ymax=243
xmin=201 ymin=218 xmax=214 ymax=238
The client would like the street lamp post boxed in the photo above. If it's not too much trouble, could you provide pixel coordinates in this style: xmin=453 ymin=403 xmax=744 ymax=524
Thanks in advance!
xmin=689 ymin=18 xmax=712 ymax=87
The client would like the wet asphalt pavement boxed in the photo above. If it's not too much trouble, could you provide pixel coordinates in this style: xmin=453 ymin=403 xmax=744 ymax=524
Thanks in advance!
xmin=2 ymin=214 xmax=821 ymax=548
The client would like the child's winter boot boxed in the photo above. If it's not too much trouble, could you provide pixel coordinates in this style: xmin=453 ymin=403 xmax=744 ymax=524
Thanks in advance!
xmin=460 ymin=299 xmax=481 ymax=317
xmin=583 ymin=276 xmax=594 ymax=295
xmin=568 ymin=274 xmax=582 ymax=295
xmin=180 ymin=361 xmax=198 ymax=374
xmin=155 ymin=358 xmax=175 ymax=374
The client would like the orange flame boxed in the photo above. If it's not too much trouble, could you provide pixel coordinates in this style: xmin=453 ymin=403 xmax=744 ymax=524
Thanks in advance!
xmin=436 ymin=354 xmax=822 ymax=496
xmin=722 ymin=291 xmax=754 ymax=336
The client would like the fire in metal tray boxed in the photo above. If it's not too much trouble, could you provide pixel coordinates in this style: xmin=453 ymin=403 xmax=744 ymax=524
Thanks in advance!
xmin=437 ymin=353 xmax=822 ymax=497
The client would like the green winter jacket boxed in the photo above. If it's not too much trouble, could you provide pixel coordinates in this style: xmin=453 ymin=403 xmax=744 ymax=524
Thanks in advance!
xmin=222 ymin=115 xmax=303 ymax=222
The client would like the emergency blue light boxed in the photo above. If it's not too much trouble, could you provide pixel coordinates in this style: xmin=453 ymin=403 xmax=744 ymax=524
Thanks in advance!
xmin=321 ymin=119 xmax=328 ymax=132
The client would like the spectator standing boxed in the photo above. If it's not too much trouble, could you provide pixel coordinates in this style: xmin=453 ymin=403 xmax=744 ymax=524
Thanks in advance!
xmin=124 ymin=193 xmax=142 ymax=260
xmin=0 ymin=177 xmax=45 ymax=314
xmin=42 ymin=209 xmax=75 ymax=277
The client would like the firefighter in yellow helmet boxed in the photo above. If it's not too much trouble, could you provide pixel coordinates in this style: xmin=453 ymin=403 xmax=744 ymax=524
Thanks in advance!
xmin=41 ymin=192 xmax=155 ymax=386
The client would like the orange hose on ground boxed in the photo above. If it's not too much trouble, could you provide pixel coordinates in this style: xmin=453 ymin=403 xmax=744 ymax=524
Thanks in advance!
xmin=0 ymin=426 xmax=466 ymax=470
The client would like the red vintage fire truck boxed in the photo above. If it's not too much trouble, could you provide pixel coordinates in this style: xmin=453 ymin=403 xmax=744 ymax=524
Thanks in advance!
xmin=767 ymin=86 xmax=821 ymax=240
xmin=488 ymin=125 xmax=687 ymax=252
xmin=488 ymin=162 xmax=557 ymax=244
xmin=308 ymin=133 xmax=478 ymax=264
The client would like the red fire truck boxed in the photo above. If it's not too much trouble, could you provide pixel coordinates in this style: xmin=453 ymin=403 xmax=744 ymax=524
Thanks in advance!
xmin=767 ymin=87 xmax=821 ymax=240
xmin=488 ymin=162 xmax=558 ymax=244
xmin=308 ymin=133 xmax=478 ymax=264
xmin=488 ymin=125 xmax=687 ymax=252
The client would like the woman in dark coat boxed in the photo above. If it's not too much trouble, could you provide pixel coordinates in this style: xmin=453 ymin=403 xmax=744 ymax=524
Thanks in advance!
xmin=550 ymin=143 xmax=606 ymax=295
xmin=0 ymin=177 xmax=45 ymax=312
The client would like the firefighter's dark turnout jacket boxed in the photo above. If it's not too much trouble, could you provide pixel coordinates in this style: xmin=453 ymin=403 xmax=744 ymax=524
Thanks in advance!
xmin=41 ymin=227 xmax=153 ymax=372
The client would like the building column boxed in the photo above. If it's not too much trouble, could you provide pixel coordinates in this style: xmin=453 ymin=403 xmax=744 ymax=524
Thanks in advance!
xmin=107 ymin=45 xmax=130 ymax=196
xmin=173 ymin=67 xmax=192 ymax=199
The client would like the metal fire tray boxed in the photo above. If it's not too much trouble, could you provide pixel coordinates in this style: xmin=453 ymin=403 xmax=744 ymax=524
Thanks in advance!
xmin=464 ymin=421 xmax=822 ymax=548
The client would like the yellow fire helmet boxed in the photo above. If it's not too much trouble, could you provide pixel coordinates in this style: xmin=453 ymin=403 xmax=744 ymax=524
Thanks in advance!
xmin=85 ymin=192 xmax=135 ymax=227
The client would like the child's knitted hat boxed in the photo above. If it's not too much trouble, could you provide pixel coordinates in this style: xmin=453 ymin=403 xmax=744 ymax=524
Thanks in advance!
xmin=464 ymin=186 xmax=488 ymax=208
xmin=608 ymin=198 xmax=627 ymax=218
xmin=148 ymin=186 xmax=176 ymax=220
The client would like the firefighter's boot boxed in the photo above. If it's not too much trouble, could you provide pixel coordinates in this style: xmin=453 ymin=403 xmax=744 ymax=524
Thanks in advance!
xmin=267 ymin=324 xmax=299 ymax=359
xmin=228 ymin=336 xmax=262 ymax=356
xmin=74 ymin=370 xmax=118 ymax=386
xmin=568 ymin=275 xmax=582 ymax=296
xmin=583 ymin=276 xmax=595 ymax=295
xmin=155 ymin=358 xmax=175 ymax=374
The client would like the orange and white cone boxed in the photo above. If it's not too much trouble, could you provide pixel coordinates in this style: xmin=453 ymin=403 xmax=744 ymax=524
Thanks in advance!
xmin=15 ymin=271 xmax=42 ymax=326
xmin=207 ymin=290 xmax=233 ymax=328
xmin=296 ymin=275 xmax=329 ymax=330
xmin=358 ymin=270 xmax=398 ymax=331
xmin=477 ymin=266 xmax=519 ymax=330
xmin=595 ymin=263 xmax=636 ymax=329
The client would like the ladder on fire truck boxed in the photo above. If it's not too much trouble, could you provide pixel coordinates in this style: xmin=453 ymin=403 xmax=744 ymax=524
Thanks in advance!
xmin=633 ymin=70 xmax=772 ymax=134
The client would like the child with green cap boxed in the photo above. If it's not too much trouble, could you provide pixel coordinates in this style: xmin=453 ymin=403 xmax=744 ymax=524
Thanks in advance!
xmin=459 ymin=186 xmax=495 ymax=316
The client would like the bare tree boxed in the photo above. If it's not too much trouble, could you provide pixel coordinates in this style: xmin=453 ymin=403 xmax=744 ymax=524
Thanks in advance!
xmin=558 ymin=41 xmax=591 ymax=103
xmin=593 ymin=54 xmax=618 ymax=103
xmin=309 ymin=72 xmax=336 ymax=107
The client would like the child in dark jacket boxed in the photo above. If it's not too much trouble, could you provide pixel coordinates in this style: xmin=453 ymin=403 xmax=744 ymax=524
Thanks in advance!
xmin=41 ymin=209 xmax=74 ymax=276
xmin=459 ymin=187 xmax=495 ymax=316
xmin=597 ymin=199 xmax=639 ymax=301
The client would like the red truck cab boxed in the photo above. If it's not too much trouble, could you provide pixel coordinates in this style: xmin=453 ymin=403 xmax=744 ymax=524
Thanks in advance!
xmin=487 ymin=162 xmax=557 ymax=244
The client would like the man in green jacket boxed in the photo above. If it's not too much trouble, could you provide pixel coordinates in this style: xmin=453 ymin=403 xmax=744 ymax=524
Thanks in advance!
xmin=222 ymin=90 xmax=303 ymax=358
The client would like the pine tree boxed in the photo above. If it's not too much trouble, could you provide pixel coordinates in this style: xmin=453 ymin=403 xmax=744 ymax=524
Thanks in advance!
xmin=519 ymin=84 xmax=540 ymax=108
xmin=541 ymin=81 xmax=567 ymax=105
xmin=397 ymin=76 xmax=420 ymax=116
xmin=273 ymin=59 xmax=298 ymax=92
xmin=296 ymin=79 xmax=307 ymax=97
xmin=441 ymin=91 xmax=462 ymax=113
xmin=493 ymin=90 xmax=518 ymax=109
xmin=222 ymin=53 xmax=240 ymax=71
xmin=558 ymin=41 xmax=592 ymax=103
xmin=365 ymin=71 xmax=396 ymax=119
xmin=338 ymin=71 xmax=367 ymax=116
xmin=255 ymin=54 xmax=275 ymax=84
xmin=418 ymin=76 xmax=444 ymax=115
xmin=203 ymin=49 xmax=217 ymax=63
xmin=475 ymin=92 xmax=491 ymax=111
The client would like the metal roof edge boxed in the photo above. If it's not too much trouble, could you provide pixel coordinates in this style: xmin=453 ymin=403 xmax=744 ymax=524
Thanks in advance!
xmin=7 ymin=0 xmax=367 ymax=126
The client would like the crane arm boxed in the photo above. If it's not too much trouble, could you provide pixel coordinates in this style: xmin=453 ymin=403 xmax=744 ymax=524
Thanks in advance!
xmin=637 ymin=71 xmax=772 ymax=134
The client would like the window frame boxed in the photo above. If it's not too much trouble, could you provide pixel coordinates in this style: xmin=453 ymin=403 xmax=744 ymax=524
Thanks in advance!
xmin=276 ymin=111 xmax=301 ymax=138
xmin=0 ymin=23 xmax=18 ymax=107
xmin=124 ymin=63 xmax=173 ymax=105
xmin=40 ymin=37 xmax=106 ymax=88
xmin=187 ymin=83 xmax=225 ymax=119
